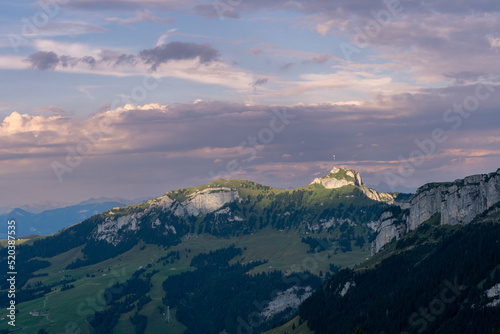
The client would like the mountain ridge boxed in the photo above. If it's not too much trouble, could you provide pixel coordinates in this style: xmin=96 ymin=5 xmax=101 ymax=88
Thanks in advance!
xmin=88 ymin=167 xmax=396 ymax=250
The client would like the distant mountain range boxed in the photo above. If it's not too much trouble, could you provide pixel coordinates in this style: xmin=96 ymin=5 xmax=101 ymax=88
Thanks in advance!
xmin=0 ymin=197 xmax=151 ymax=238
xmin=0 ymin=200 xmax=71 ymax=215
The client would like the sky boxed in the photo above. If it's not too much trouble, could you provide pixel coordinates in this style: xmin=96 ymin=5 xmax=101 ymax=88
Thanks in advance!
xmin=0 ymin=0 xmax=499 ymax=207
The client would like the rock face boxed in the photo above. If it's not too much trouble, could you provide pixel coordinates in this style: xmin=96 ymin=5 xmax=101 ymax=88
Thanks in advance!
xmin=260 ymin=286 xmax=313 ymax=320
xmin=371 ymin=209 xmax=408 ymax=255
xmin=310 ymin=167 xmax=362 ymax=189
xmin=96 ymin=212 xmax=142 ymax=245
xmin=371 ymin=169 xmax=500 ymax=254
xmin=486 ymin=283 xmax=500 ymax=307
xmin=149 ymin=187 xmax=240 ymax=217
xmin=310 ymin=167 xmax=395 ymax=204
xmin=183 ymin=188 xmax=239 ymax=216
xmin=360 ymin=186 xmax=395 ymax=203
xmin=93 ymin=187 xmax=240 ymax=244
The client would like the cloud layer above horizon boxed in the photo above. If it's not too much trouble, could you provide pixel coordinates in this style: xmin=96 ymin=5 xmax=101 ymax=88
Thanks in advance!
xmin=0 ymin=0 xmax=499 ymax=205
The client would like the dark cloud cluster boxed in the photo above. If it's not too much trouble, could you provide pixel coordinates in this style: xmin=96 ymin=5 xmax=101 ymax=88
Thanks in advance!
xmin=251 ymin=77 xmax=269 ymax=89
xmin=192 ymin=3 xmax=240 ymax=19
xmin=25 ymin=41 xmax=221 ymax=71
xmin=97 ymin=50 xmax=138 ymax=67
xmin=140 ymin=41 xmax=220 ymax=71
xmin=27 ymin=51 xmax=59 ymax=71
xmin=26 ymin=52 xmax=98 ymax=71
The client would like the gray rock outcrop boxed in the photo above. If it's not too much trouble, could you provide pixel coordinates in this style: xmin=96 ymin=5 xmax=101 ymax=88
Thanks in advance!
xmin=93 ymin=187 xmax=240 ymax=244
xmin=310 ymin=167 xmax=395 ymax=204
xmin=371 ymin=169 xmax=500 ymax=254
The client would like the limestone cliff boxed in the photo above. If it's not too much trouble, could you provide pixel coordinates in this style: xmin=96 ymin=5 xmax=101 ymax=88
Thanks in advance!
xmin=310 ymin=167 xmax=363 ymax=189
xmin=310 ymin=167 xmax=395 ymax=204
xmin=93 ymin=187 xmax=240 ymax=244
xmin=371 ymin=168 xmax=500 ymax=254
xmin=150 ymin=187 xmax=240 ymax=217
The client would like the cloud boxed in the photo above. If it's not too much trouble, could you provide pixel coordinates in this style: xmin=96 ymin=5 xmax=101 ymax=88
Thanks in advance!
xmin=346 ymin=12 xmax=500 ymax=83
xmin=34 ymin=39 xmax=100 ymax=58
xmin=29 ymin=21 xmax=106 ymax=37
xmin=25 ymin=51 xmax=99 ymax=71
xmin=258 ymin=62 xmax=417 ymax=101
xmin=81 ymin=56 xmax=96 ymax=67
xmin=292 ymin=4 xmax=500 ymax=84
xmin=248 ymin=48 xmax=263 ymax=55
xmin=302 ymin=54 xmax=332 ymax=64
xmin=76 ymin=85 xmax=105 ymax=99
xmin=59 ymin=55 xmax=79 ymax=67
xmin=66 ymin=0 xmax=198 ymax=11
xmin=2 ymin=83 xmax=499 ymax=194
xmin=8 ymin=41 xmax=253 ymax=91
xmin=3 ymin=0 xmax=500 ymax=205
xmin=281 ymin=63 xmax=294 ymax=70
xmin=140 ymin=41 xmax=221 ymax=70
xmin=251 ymin=77 xmax=269 ymax=89
xmin=192 ymin=3 xmax=240 ymax=19
xmin=245 ymin=45 xmax=341 ymax=72
xmin=62 ymin=0 xmax=500 ymax=24
xmin=155 ymin=30 xmax=221 ymax=46
xmin=0 ymin=102 xmax=15 ymax=112
xmin=27 ymin=51 xmax=59 ymax=70
xmin=189 ymin=0 xmax=500 ymax=85
xmin=156 ymin=29 xmax=178 ymax=46
xmin=191 ymin=0 xmax=392 ymax=20
xmin=314 ymin=19 xmax=338 ymax=36
xmin=190 ymin=0 xmax=500 ymax=20
xmin=34 ymin=106 xmax=67 ymax=116
xmin=106 ymin=10 xmax=175 ymax=24
xmin=98 ymin=50 xmax=138 ymax=67
xmin=0 ymin=111 xmax=71 ymax=137
xmin=488 ymin=36 xmax=500 ymax=48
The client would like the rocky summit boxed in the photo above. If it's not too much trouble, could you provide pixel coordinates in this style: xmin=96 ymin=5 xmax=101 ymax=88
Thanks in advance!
xmin=310 ymin=167 xmax=396 ymax=203
xmin=310 ymin=167 xmax=363 ymax=189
